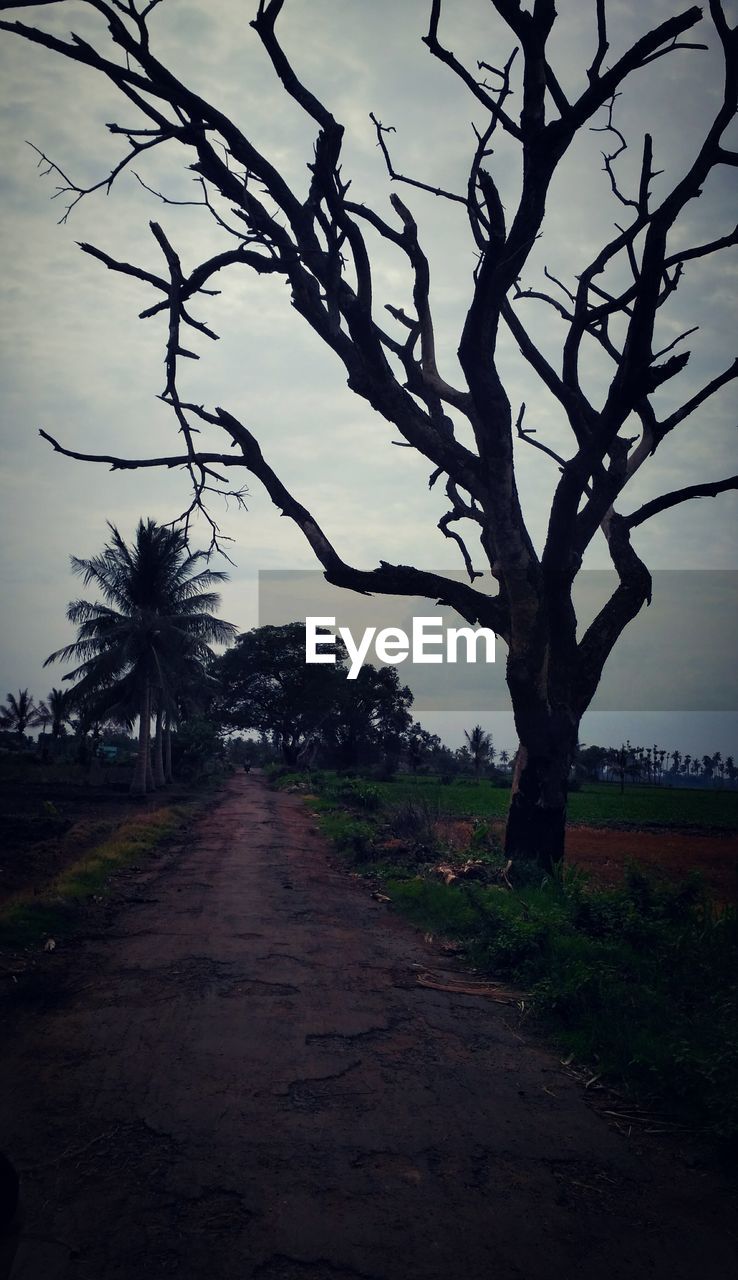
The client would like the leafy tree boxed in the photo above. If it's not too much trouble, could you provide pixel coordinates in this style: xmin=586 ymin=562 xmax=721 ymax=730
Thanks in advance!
xmin=216 ymin=623 xmax=341 ymax=766
xmin=0 ymin=690 xmax=39 ymax=741
xmin=215 ymin=622 xmax=412 ymax=769
xmin=405 ymin=724 xmax=445 ymax=775
xmin=464 ymin=724 xmax=494 ymax=776
xmin=323 ymin=665 xmax=413 ymax=772
xmin=576 ymin=743 xmax=609 ymax=781
xmin=5 ymin=3 xmax=738 ymax=862
xmin=46 ymin=519 xmax=235 ymax=794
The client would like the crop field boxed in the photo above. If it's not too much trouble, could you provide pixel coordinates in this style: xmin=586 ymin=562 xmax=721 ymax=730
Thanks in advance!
xmin=368 ymin=776 xmax=738 ymax=831
xmin=288 ymin=771 xmax=738 ymax=904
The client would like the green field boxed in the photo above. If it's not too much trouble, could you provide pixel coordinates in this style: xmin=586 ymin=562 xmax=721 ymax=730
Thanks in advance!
xmin=364 ymin=777 xmax=738 ymax=830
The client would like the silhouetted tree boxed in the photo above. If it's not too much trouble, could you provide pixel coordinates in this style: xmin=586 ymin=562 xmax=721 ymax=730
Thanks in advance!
xmin=35 ymin=687 xmax=72 ymax=750
xmin=606 ymin=741 xmax=640 ymax=794
xmin=6 ymin=3 xmax=738 ymax=863
xmin=323 ymin=665 xmax=413 ymax=771
xmin=45 ymin=519 xmax=235 ymax=794
xmin=464 ymin=724 xmax=494 ymax=776
xmin=577 ymin=743 xmax=609 ymax=781
xmin=404 ymin=724 xmax=446 ymax=775
xmin=216 ymin=622 xmax=412 ymax=769
xmin=0 ymin=690 xmax=39 ymax=742
xmin=216 ymin=623 xmax=341 ymax=766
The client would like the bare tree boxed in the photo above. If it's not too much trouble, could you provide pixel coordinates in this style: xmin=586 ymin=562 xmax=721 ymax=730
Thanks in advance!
xmin=2 ymin=0 xmax=737 ymax=865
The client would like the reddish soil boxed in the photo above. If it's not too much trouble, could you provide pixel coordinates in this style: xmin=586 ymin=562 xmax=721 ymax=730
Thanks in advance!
xmin=1 ymin=774 xmax=736 ymax=1279
xmin=439 ymin=818 xmax=738 ymax=902
xmin=566 ymin=825 xmax=738 ymax=901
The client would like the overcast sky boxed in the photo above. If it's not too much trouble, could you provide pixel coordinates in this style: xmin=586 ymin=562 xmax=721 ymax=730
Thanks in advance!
xmin=0 ymin=0 xmax=736 ymax=754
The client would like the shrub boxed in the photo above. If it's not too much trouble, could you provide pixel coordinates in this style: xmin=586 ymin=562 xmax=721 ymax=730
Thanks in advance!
xmin=319 ymin=812 xmax=375 ymax=859
xmin=335 ymin=779 xmax=382 ymax=811
xmin=384 ymin=797 xmax=439 ymax=853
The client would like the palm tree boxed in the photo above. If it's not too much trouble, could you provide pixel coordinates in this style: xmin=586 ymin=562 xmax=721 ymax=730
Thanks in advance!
xmin=35 ymin=688 xmax=72 ymax=750
xmin=0 ymin=689 xmax=39 ymax=741
xmin=45 ymin=519 xmax=236 ymax=795
xmin=464 ymin=724 xmax=493 ymax=777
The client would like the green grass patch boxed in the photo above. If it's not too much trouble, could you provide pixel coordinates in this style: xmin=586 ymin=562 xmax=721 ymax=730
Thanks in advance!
xmin=0 ymin=804 xmax=194 ymax=947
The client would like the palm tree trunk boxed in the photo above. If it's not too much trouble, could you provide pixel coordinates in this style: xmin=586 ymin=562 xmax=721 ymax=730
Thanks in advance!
xmin=153 ymin=703 xmax=166 ymax=788
xmin=131 ymin=682 xmax=150 ymax=797
xmin=164 ymin=712 xmax=173 ymax=783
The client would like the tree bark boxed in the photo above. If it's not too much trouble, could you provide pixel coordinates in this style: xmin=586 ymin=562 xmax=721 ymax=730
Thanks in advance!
xmin=130 ymin=683 xmax=150 ymax=797
xmin=153 ymin=703 xmax=166 ymax=788
xmin=164 ymin=712 xmax=173 ymax=784
xmin=504 ymin=708 xmax=578 ymax=871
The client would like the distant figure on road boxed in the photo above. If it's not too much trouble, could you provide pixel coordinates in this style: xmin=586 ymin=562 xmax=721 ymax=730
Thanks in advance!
xmin=243 ymin=762 xmax=251 ymax=774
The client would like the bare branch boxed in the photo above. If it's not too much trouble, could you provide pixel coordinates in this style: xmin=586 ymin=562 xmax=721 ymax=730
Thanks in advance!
xmin=179 ymin=401 xmax=510 ymax=637
xmin=515 ymin=403 xmax=567 ymax=471
xmin=625 ymin=475 xmax=738 ymax=528
xmin=38 ymin=428 xmax=243 ymax=475
xmin=587 ymin=0 xmax=609 ymax=85
xmin=656 ymin=357 xmax=738 ymax=443
xmin=369 ymin=113 xmax=467 ymax=207
xmin=652 ymin=325 xmax=698 ymax=361
xmin=503 ymin=300 xmax=594 ymax=442
xmin=422 ymin=0 xmax=523 ymax=140
xmin=28 ymin=128 xmax=169 ymax=222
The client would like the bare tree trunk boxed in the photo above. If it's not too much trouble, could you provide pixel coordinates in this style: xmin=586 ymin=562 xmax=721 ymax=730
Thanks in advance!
xmin=504 ymin=708 xmax=578 ymax=872
xmin=130 ymin=683 xmax=150 ymax=797
xmin=164 ymin=712 xmax=173 ymax=784
xmin=153 ymin=703 xmax=166 ymax=788
xmin=145 ymin=742 xmax=155 ymax=798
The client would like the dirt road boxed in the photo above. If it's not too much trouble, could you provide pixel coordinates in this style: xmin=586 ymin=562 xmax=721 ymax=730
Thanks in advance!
xmin=1 ymin=774 xmax=735 ymax=1279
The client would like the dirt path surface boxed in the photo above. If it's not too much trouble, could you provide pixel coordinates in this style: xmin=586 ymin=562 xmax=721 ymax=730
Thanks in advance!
xmin=1 ymin=774 xmax=735 ymax=1280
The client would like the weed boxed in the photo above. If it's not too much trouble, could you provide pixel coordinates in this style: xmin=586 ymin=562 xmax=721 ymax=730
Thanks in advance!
xmin=0 ymin=805 xmax=193 ymax=947
xmin=319 ymin=811 xmax=375 ymax=859
xmin=384 ymin=798 xmax=439 ymax=851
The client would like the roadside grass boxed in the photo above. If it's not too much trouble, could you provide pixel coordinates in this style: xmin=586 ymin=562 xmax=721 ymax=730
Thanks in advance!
xmin=0 ymin=803 xmax=196 ymax=948
xmin=271 ymin=767 xmax=738 ymax=1153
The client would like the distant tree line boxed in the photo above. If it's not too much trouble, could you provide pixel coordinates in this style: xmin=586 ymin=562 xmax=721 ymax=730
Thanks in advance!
xmin=4 ymin=536 xmax=735 ymax=795
xmin=576 ymin=742 xmax=737 ymax=791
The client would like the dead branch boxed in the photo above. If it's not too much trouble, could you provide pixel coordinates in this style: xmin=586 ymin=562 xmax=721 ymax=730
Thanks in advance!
xmin=625 ymin=476 xmax=738 ymax=528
